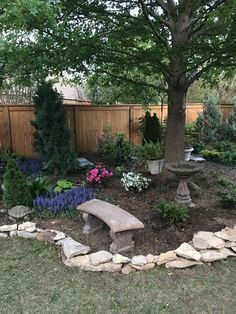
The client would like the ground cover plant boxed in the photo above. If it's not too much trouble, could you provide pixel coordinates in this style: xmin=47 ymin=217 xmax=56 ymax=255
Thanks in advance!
xmin=153 ymin=199 xmax=189 ymax=224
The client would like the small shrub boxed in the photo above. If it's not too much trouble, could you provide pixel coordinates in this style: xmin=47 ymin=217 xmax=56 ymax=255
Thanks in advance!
xmin=214 ymin=140 xmax=234 ymax=152
xmin=87 ymin=164 xmax=113 ymax=184
xmin=121 ymin=172 xmax=151 ymax=192
xmin=224 ymin=98 xmax=236 ymax=142
xmin=201 ymin=149 xmax=236 ymax=165
xmin=54 ymin=179 xmax=76 ymax=192
xmin=201 ymin=149 xmax=221 ymax=161
xmin=33 ymin=187 xmax=94 ymax=213
xmin=115 ymin=165 xmax=127 ymax=178
xmin=220 ymin=187 xmax=236 ymax=208
xmin=99 ymin=126 xmax=133 ymax=166
xmin=185 ymin=123 xmax=198 ymax=148
xmin=153 ymin=199 xmax=189 ymax=224
xmin=135 ymin=141 xmax=164 ymax=161
xmin=3 ymin=159 xmax=32 ymax=207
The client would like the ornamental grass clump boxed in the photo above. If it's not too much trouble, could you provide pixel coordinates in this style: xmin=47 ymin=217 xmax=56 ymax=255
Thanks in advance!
xmin=87 ymin=165 xmax=113 ymax=184
xmin=33 ymin=187 xmax=94 ymax=213
xmin=121 ymin=172 xmax=151 ymax=192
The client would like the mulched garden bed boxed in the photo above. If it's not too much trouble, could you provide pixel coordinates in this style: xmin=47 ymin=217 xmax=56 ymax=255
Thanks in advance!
xmin=0 ymin=157 xmax=235 ymax=256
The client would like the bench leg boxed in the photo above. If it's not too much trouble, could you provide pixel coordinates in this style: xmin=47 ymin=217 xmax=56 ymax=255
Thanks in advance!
xmin=109 ymin=230 xmax=134 ymax=254
xmin=82 ymin=213 xmax=103 ymax=234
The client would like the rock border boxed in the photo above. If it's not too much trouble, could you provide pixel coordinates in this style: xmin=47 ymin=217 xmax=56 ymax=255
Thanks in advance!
xmin=0 ymin=222 xmax=236 ymax=274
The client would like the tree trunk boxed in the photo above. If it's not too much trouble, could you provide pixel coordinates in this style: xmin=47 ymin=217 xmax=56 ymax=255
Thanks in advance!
xmin=162 ymin=83 xmax=187 ymax=179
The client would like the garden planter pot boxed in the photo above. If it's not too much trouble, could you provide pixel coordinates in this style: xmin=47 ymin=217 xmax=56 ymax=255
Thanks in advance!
xmin=146 ymin=159 xmax=164 ymax=174
xmin=184 ymin=148 xmax=194 ymax=161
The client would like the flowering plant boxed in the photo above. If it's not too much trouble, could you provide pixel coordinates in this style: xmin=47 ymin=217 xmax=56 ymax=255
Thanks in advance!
xmin=87 ymin=164 xmax=113 ymax=184
xmin=121 ymin=172 xmax=151 ymax=192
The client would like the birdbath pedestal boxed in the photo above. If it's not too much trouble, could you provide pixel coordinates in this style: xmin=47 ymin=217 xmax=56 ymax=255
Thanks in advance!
xmin=166 ymin=162 xmax=201 ymax=208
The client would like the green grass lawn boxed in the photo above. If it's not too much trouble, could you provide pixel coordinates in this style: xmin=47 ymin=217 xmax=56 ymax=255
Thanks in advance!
xmin=0 ymin=238 xmax=235 ymax=314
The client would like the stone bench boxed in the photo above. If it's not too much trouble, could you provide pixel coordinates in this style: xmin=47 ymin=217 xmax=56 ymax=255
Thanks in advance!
xmin=77 ymin=199 xmax=144 ymax=254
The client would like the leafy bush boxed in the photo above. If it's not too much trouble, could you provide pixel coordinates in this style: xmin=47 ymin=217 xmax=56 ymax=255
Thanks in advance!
xmin=54 ymin=179 xmax=75 ymax=192
xmin=139 ymin=111 xmax=162 ymax=144
xmin=214 ymin=140 xmax=234 ymax=152
xmin=0 ymin=146 xmax=16 ymax=163
xmin=26 ymin=174 xmax=52 ymax=199
xmin=115 ymin=165 xmax=127 ymax=178
xmin=31 ymin=81 xmax=76 ymax=175
xmin=87 ymin=165 xmax=113 ymax=184
xmin=201 ymin=149 xmax=221 ymax=161
xmin=3 ymin=159 xmax=32 ymax=207
xmin=220 ymin=189 xmax=236 ymax=208
xmin=33 ymin=187 xmax=94 ymax=213
xmin=135 ymin=141 xmax=164 ymax=161
xmin=99 ymin=125 xmax=133 ymax=166
xmin=185 ymin=123 xmax=198 ymax=148
xmin=16 ymin=157 xmax=43 ymax=175
xmin=196 ymin=96 xmax=222 ymax=146
xmin=201 ymin=149 xmax=236 ymax=165
xmin=121 ymin=172 xmax=151 ymax=192
xmin=224 ymin=98 xmax=236 ymax=142
xmin=153 ymin=199 xmax=189 ymax=224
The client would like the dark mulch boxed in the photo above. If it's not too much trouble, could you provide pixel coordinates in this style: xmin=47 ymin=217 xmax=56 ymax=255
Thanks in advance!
xmin=0 ymin=158 xmax=235 ymax=256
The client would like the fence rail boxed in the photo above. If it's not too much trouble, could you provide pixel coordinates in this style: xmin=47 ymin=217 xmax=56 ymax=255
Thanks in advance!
xmin=0 ymin=103 xmax=233 ymax=156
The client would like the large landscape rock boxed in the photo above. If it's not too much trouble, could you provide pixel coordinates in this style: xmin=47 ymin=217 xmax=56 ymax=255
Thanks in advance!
xmin=18 ymin=222 xmax=36 ymax=233
xmin=200 ymin=248 xmax=236 ymax=262
xmin=17 ymin=231 xmax=38 ymax=239
xmin=215 ymin=228 xmax=236 ymax=242
xmin=131 ymin=255 xmax=147 ymax=266
xmin=59 ymin=237 xmax=91 ymax=259
xmin=192 ymin=231 xmax=225 ymax=250
xmin=131 ymin=263 xmax=155 ymax=271
xmin=224 ymin=241 xmax=236 ymax=248
xmin=51 ymin=230 xmax=66 ymax=241
xmin=0 ymin=224 xmax=17 ymax=232
xmin=165 ymin=257 xmax=203 ymax=269
xmin=113 ymin=254 xmax=131 ymax=264
xmin=89 ymin=250 xmax=113 ymax=266
xmin=37 ymin=231 xmax=56 ymax=243
xmin=157 ymin=251 xmax=177 ymax=265
xmin=175 ymin=242 xmax=201 ymax=261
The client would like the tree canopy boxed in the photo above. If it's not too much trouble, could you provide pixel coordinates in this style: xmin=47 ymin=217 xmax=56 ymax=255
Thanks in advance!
xmin=1 ymin=0 xmax=236 ymax=164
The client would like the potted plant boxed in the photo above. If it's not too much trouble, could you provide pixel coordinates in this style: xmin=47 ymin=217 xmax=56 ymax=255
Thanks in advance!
xmin=136 ymin=141 xmax=164 ymax=174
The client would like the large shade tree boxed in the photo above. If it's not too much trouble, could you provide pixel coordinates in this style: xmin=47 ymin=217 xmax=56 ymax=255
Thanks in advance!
xmin=1 ymin=0 xmax=236 ymax=165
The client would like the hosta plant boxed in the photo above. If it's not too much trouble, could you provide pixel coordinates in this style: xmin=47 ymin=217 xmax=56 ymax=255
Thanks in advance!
xmin=121 ymin=172 xmax=151 ymax=192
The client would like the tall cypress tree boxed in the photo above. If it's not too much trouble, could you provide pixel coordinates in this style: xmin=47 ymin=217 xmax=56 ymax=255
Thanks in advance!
xmin=31 ymin=81 xmax=76 ymax=174
xmin=142 ymin=111 xmax=162 ymax=144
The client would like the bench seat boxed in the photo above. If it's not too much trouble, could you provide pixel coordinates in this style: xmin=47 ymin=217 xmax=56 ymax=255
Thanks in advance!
xmin=77 ymin=199 xmax=144 ymax=253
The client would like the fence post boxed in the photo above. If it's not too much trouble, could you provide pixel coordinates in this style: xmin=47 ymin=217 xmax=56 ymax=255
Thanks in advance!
xmin=2 ymin=106 xmax=12 ymax=149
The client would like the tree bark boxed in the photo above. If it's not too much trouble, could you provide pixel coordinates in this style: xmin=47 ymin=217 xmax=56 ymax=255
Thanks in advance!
xmin=162 ymin=81 xmax=187 ymax=180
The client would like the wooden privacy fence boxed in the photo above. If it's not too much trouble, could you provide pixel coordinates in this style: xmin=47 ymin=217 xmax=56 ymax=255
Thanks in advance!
xmin=0 ymin=103 xmax=233 ymax=156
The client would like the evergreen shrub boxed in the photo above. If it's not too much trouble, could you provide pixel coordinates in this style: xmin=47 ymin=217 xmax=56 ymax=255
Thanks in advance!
xmin=3 ymin=159 xmax=32 ymax=207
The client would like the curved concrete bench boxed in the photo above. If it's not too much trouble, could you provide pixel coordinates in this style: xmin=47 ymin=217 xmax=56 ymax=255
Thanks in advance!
xmin=77 ymin=199 xmax=144 ymax=254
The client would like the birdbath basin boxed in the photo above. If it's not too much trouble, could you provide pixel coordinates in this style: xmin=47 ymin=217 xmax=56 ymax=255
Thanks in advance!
xmin=166 ymin=161 xmax=201 ymax=207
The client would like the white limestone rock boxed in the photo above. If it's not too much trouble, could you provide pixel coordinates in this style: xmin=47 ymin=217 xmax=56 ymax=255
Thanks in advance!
xmin=192 ymin=231 xmax=225 ymax=250
xmin=18 ymin=222 xmax=36 ymax=233
xmin=200 ymin=248 xmax=236 ymax=262
xmin=89 ymin=250 xmax=113 ymax=266
xmin=175 ymin=242 xmax=201 ymax=261
xmin=112 ymin=254 xmax=131 ymax=264
xmin=17 ymin=231 xmax=38 ymax=239
xmin=0 ymin=224 xmax=17 ymax=232
xmin=157 ymin=251 xmax=177 ymax=265
xmin=0 ymin=232 xmax=8 ymax=238
xmin=121 ymin=264 xmax=136 ymax=275
xmin=131 ymin=255 xmax=147 ymax=266
xmin=9 ymin=230 xmax=17 ymax=238
xmin=224 ymin=241 xmax=236 ymax=248
xmin=215 ymin=228 xmax=236 ymax=242
xmin=58 ymin=237 xmax=91 ymax=259
xmin=146 ymin=254 xmax=159 ymax=263
xmin=52 ymin=231 xmax=66 ymax=241
xmin=131 ymin=263 xmax=155 ymax=271
xmin=165 ymin=257 xmax=203 ymax=269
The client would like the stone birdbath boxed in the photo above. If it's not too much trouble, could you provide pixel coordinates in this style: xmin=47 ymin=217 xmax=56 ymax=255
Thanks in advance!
xmin=166 ymin=161 xmax=201 ymax=208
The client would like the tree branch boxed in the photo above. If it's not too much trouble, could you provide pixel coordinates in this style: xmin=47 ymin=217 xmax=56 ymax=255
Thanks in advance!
xmin=138 ymin=0 xmax=170 ymax=51
xmin=97 ymin=69 xmax=167 ymax=92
